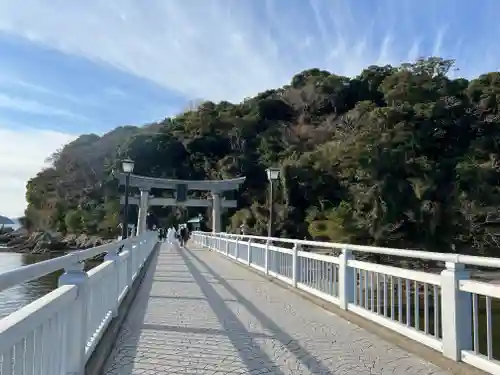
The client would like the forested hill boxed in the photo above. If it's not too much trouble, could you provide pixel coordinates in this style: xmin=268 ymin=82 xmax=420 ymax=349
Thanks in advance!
xmin=25 ymin=57 xmax=500 ymax=255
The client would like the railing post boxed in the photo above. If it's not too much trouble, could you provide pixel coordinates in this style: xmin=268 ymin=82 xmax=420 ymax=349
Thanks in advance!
xmin=273 ymin=245 xmax=279 ymax=273
xmin=58 ymin=258 xmax=89 ymax=375
xmin=225 ymin=237 xmax=229 ymax=256
xmin=440 ymin=262 xmax=472 ymax=361
xmin=247 ymin=239 xmax=252 ymax=266
xmin=125 ymin=243 xmax=134 ymax=286
xmin=135 ymin=239 xmax=142 ymax=265
xmin=265 ymin=240 xmax=270 ymax=275
xmin=292 ymin=242 xmax=299 ymax=287
xmin=104 ymin=245 xmax=122 ymax=318
xmin=235 ymin=237 xmax=239 ymax=259
xmin=339 ymin=248 xmax=354 ymax=310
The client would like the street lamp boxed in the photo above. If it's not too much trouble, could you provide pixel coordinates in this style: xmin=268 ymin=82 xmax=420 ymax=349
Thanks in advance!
xmin=266 ymin=167 xmax=280 ymax=238
xmin=121 ymin=159 xmax=134 ymax=239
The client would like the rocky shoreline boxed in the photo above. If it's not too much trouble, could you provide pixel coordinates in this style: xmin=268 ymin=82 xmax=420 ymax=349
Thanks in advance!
xmin=0 ymin=229 xmax=114 ymax=254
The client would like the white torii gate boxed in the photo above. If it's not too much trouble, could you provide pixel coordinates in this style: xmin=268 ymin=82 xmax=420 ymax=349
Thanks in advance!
xmin=118 ymin=174 xmax=245 ymax=235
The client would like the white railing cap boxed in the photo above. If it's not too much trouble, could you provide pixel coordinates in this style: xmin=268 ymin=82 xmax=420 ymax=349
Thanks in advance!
xmin=194 ymin=231 xmax=500 ymax=268
xmin=0 ymin=233 xmax=150 ymax=293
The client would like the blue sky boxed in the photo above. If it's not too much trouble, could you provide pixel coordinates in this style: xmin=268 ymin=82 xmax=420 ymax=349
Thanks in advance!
xmin=0 ymin=0 xmax=499 ymax=218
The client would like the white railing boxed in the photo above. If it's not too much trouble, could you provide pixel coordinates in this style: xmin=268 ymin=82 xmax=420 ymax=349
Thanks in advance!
xmin=0 ymin=231 xmax=157 ymax=375
xmin=193 ymin=231 xmax=500 ymax=375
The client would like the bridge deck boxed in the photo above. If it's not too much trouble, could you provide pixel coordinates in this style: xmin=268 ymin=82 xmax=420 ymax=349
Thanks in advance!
xmin=104 ymin=242 xmax=451 ymax=375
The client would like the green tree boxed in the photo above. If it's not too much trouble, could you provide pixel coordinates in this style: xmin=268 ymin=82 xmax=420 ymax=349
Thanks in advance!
xmin=65 ymin=210 xmax=84 ymax=233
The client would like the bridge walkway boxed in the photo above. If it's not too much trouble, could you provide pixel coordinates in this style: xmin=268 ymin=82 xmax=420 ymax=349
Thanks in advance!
xmin=103 ymin=242 xmax=451 ymax=375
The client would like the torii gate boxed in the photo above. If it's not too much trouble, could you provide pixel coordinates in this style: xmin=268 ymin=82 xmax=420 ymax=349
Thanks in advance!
xmin=117 ymin=173 xmax=245 ymax=235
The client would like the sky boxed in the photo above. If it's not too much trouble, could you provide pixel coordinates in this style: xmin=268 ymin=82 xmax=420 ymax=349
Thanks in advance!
xmin=0 ymin=0 xmax=499 ymax=218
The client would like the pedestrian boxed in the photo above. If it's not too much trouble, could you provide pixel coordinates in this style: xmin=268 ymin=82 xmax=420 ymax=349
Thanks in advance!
xmin=179 ymin=227 xmax=186 ymax=247
xmin=183 ymin=226 xmax=190 ymax=245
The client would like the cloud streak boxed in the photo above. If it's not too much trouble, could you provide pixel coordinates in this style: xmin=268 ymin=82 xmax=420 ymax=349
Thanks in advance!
xmin=0 ymin=0 xmax=498 ymax=103
xmin=0 ymin=93 xmax=86 ymax=119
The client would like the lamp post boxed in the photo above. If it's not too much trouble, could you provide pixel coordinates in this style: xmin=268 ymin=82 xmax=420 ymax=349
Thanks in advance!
xmin=266 ymin=167 xmax=280 ymax=239
xmin=121 ymin=159 xmax=135 ymax=239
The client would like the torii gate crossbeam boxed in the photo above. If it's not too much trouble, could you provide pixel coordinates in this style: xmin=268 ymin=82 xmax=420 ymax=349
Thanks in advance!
xmin=117 ymin=173 xmax=245 ymax=234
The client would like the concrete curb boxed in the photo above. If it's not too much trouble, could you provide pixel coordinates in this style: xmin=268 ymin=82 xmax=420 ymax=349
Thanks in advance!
xmin=196 ymin=244 xmax=488 ymax=375
xmin=85 ymin=243 xmax=160 ymax=375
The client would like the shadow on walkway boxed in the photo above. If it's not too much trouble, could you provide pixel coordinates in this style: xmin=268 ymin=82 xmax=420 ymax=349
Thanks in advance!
xmin=181 ymin=245 xmax=334 ymax=375
xmin=178 ymin=245 xmax=288 ymax=374
xmin=103 ymin=247 xmax=160 ymax=375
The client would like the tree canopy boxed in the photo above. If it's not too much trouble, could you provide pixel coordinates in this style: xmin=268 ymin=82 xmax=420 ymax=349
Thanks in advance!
xmin=25 ymin=57 xmax=500 ymax=255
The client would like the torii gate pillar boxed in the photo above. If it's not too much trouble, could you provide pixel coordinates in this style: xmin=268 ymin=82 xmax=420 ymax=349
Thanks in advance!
xmin=211 ymin=192 xmax=221 ymax=233
xmin=136 ymin=189 xmax=150 ymax=236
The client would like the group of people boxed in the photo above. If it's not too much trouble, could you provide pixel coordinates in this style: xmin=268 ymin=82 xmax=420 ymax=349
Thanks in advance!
xmin=157 ymin=226 xmax=190 ymax=246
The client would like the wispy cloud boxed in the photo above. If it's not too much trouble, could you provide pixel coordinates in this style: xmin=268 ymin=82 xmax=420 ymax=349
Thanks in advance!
xmin=0 ymin=126 xmax=77 ymax=218
xmin=0 ymin=74 xmax=81 ymax=104
xmin=0 ymin=0 xmax=498 ymax=103
xmin=0 ymin=93 xmax=86 ymax=120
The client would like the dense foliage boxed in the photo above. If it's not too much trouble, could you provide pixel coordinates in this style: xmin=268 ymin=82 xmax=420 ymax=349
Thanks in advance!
xmin=25 ymin=58 xmax=500 ymax=254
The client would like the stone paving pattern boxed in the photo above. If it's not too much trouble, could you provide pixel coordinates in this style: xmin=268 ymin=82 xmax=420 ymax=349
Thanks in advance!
xmin=104 ymin=242 xmax=451 ymax=375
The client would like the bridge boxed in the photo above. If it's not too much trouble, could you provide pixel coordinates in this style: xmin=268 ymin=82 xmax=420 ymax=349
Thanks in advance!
xmin=0 ymin=231 xmax=498 ymax=374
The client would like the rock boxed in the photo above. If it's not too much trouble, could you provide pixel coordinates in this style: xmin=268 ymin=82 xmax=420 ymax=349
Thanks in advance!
xmin=0 ymin=230 xmax=111 ymax=255
xmin=0 ymin=234 xmax=11 ymax=243
xmin=6 ymin=234 xmax=30 ymax=247
xmin=61 ymin=234 xmax=78 ymax=248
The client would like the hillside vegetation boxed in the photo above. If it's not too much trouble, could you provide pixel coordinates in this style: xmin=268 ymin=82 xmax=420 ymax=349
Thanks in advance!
xmin=25 ymin=58 xmax=500 ymax=255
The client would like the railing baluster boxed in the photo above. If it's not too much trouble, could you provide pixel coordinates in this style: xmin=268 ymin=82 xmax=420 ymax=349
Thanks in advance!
xmin=292 ymin=242 xmax=299 ymax=287
xmin=406 ymin=279 xmax=410 ymax=326
xmin=398 ymin=278 xmax=403 ymax=323
xmin=383 ymin=274 xmax=387 ymax=317
xmin=13 ymin=339 xmax=23 ymax=375
xmin=390 ymin=276 xmax=395 ymax=320
xmin=424 ymin=283 xmax=429 ymax=334
xmin=2 ymin=347 xmax=14 ymax=375
xmin=414 ymin=281 xmax=419 ymax=330
xmin=433 ymin=285 xmax=439 ymax=337
xmin=370 ymin=272 xmax=374 ymax=312
xmin=376 ymin=273 xmax=380 ymax=314
xmin=24 ymin=331 xmax=35 ymax=375
xmin=472 ymin=293 xmax=478 ymax=353
xmin=486 ymin=296 xmax=492 ymax=360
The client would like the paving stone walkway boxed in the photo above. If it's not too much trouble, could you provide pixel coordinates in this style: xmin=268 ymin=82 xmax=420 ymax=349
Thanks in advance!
xmin=103 ymin=242 xmax=451 ymax=375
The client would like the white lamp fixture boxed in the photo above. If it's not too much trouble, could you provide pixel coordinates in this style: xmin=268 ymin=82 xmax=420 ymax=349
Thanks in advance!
xmin=266 ymin=167 xmax=280 ymax=182
xmin=122 ymin=159 xmax=135 ymax=174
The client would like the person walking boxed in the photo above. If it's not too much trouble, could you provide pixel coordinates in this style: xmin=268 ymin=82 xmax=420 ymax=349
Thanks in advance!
xmin=179 ymin=227 xmax=186 ymax=247
xmin=183 ymin=226 xmax=190 ymax=245
xmin=166 ymin=227 xmax=172 ymax=244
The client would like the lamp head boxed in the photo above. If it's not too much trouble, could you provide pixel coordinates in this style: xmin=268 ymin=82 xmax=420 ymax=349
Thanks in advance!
xmin=266 ymin=167 xmax=280 ymax=182
xmin=122 ymin=159 xmax=135 ymax=174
